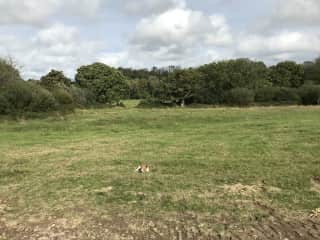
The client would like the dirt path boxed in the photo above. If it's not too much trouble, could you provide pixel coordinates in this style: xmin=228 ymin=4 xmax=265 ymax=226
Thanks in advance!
xmin=1 ymin=204 xmax=320 ymax=240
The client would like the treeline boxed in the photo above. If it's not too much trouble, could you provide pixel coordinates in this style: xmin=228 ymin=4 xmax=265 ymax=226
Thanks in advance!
xmin=124 ymin=58 xmax=320 ymax=107
xmin=0 ymin=61 xmax=127 ymax=115
xmin=1 ymin=57 xmax=320 ymax=116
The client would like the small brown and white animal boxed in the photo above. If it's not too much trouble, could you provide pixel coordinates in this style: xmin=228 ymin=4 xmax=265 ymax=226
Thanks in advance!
xmin=136 ymin=164 xmax=150 ymax=173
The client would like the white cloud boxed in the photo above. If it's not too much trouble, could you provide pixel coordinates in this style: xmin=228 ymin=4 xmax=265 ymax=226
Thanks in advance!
xmin=244 ymin=0 xmax=320 ymax=63
xmin=235 ymin=31 xmax=320 ymax=64
xmin=129 ymin=7 xmax=232 ymax=66
xmin=99 ymin=52 xmax=132 ymax=68
xmin=123 ymin=0 xmax=185 ymax=16
xmin=0 ymin=0 xmax=57 ymax=25
xmin=0 ymin=0 xmax=105 ymax=25
xmin=237 ymin=31 xmax=320 ymax=56
xmin=269 ymin=0 xmax=320 ymax=27
xmin=1 ymin=0 xmax=320 ymax=78
xmin=100 ymin=5 xmax=234 ymax=69
xmin=0 ymin=24 xmax=103 ymax=79
xmin=35 ymin=24 xmax=78 ymax=46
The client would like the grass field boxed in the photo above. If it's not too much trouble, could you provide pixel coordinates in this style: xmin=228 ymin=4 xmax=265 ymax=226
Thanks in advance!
xmin=1 ymin=101 xmax=320 ymax=239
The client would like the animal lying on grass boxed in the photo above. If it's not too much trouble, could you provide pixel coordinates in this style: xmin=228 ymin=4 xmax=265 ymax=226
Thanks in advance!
xmin=136 ymin=164 xmax=150 ymax=173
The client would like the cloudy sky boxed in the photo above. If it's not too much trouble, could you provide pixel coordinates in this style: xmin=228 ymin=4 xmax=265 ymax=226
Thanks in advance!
xmin=0 ymin=0 xmax=319 ymax=79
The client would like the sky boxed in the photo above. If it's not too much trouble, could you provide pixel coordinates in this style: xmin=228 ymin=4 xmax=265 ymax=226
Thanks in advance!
xmin=0 ymin=0 xmax=319 ymax=79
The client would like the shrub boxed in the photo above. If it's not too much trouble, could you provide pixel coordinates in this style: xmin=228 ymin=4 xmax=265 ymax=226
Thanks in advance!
xmin=52 ymin=88 xmax=74 ymax=108
xmin=224 ymin=88 xmax=254 ymax=106
xmin=0 ymin=94 xmax=10 ymax=114
xmin=137 ymin=98 xmax=163 ymax=108
xmin=28 ymin=84 xmax=57 ymax=112
xmin=255 ymin=87 xmax=278 ymax=103
xmin=0 ymin=58 xmax=22 ymax=85
xmin=40 ymin=70 xmax=71 ymax=89
xmin=273 ymin=87 xmax=301 ymax=104
xmin=1 ymin=81 xmax=33 ymax=111
xmin=137 ymin=98 xmax=175 ymax=108
xmin=299 ymin=85 xmax=320 ymax=105
xmin=68 ymin=85 xmax=96 ymax=107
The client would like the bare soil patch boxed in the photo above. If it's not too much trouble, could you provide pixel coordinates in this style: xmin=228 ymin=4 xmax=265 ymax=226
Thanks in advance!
xmin=1 ymin=202 xmax=319 ymax=240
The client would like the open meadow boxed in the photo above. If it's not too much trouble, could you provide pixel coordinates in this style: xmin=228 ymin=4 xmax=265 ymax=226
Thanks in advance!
xmin=1 ymin=102 xmax=320 ymax=239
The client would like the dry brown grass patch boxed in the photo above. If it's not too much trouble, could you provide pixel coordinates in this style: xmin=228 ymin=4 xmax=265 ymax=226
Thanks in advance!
xmin=311 ymin=176 xmax=320 ymax=193
xmin=222 ymin=183 xmax=281 ymax=196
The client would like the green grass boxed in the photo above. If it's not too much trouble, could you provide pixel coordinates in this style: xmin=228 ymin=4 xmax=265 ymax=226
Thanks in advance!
xmin=0 ymin=102 xmax=320 ymax=225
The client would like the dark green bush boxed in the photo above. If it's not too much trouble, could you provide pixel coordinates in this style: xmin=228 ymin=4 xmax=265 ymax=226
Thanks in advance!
xmin=137 ymin=98 xmax=163 ymax=108
xmin=1 ymin=81 xmax=33 ymax=111
xmin=299 ymin=85 xmax=320 ymax=105
xmin=28 ymin=84 xmax=57 ymax=112
xmin=255 ymin=87 xmax=278 ymax=103
xmin=68 ymin=86 xmax=96 ymax=107
xmin=273 ymin=87 xmax=301 ymax=104
xmin=40 ymin=69 xmax=71 ymax=89
xmin=0 ymin=94 xmax=10 ymax=114
xmin=52 ymin=88 xmax=74 ymax=107
xmin=137 ymin=98 xmax=175 ymax=108
xmin=0 ymin=58 xmax=22 ymax=85
xmin=224 ymin=88 xmax=254 ymax=106
xmin=52 ymin=88 xmax=75 ymax=111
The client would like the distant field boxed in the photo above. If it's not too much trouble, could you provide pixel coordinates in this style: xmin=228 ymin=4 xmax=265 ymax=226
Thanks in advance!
xmin=1 ymin=102 xmax=320 ymax=239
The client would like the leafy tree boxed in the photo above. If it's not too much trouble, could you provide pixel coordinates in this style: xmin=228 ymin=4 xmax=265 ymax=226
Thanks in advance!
xmin=299 ymin=85 xmax=320 ymax=105
xmin=159 ymin=68 xmax=202 ymax=106
xmin=118 ymin=67 xmax=151 ymax=80
xmin=198 ymin=62 xmax=229 ymax=104
xmin=304 ymin=57 xmax=320 ymax=84
xmin=224 ymin=88 xmax=255 ymax=106
xmin=52 ymin=88 xmax=74 ymax=106
xmin=198 ymin=59 xmax=270 ymax=104
xmin=269 ymin=61 xmax=304 ymax=87
xmin=137 ymin=77 xmax=161 ymax=99
xmin=0 ymin=94 xmax=10 ymax=114
xmin=0 ymin=58 xmax=21 ymax=86
xmin=255 ymin=87 xmax=300 ymax=104
xmin=1 ymin=81 xmax=33 ymax=111
xmin=255 ymin=87 xmax=279 ymax=103
xmin=273 ymin=87 xmax=301 ymax=104
xmin=40 ymin=70 xmax=71 ymax=89
xmin=226 ymin=59 xmax=270 ymax=89
xmin=28 ymin=83 xmax=57 ymax=112
xmin=75 ymin=63 xmax=128 ymax=104
xmin=68 ymin=86 xmax=96 ymax=107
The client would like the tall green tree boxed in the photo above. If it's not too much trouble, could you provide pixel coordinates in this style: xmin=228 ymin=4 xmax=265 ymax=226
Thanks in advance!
xmin=269 ymin=61 xmax=304 ymax=87
xmin=159 ymin=68 xmax=202 ymax=106
xmin=75 ymin=63 xmax=128 ymax=104
xmin=304 ymin=57 xmax=320 ymax=84
xmin=226 ymin=59 xmax=270 ymax=89
xmin=40 ymin=70 xmax=71 ymax=89
xmin=198 ymin=59 xmax=270 ymax=104
xmin=198 ymin=62 xmax=229 ymax=104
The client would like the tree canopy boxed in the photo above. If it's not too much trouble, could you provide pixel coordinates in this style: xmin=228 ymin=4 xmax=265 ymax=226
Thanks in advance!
xmin=269 ymin=61 xmax=304 ymax=88
xmin=0 ymin=58 xmax=21 ymax=86
xmin=40 ymin=70 xmax=71 ymax=89
xmin=304 ymin=58 xmax=320 ymax=85
xmin=75 ymin=63 xmax=128 ymax=104
xmin=158 ymin=68 xmax=202 ymax=106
